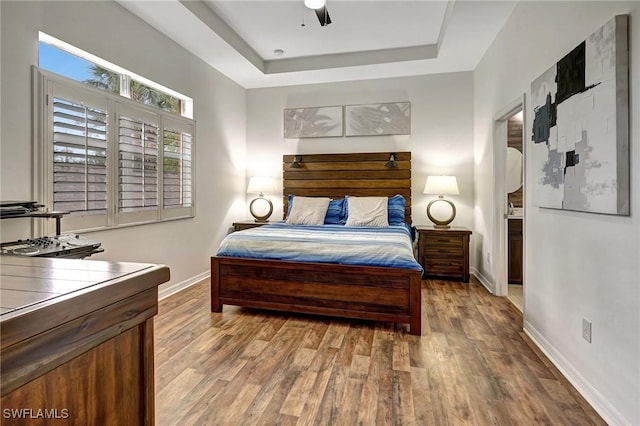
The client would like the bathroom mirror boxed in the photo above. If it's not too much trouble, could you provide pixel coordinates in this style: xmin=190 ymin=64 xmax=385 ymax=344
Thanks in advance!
xmin=506 ymin=147 xmax=523 ymax=193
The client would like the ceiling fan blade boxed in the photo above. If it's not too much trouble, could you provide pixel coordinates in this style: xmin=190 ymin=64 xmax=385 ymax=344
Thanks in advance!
xmin=314 ymin=6 xmax=331 ymax=26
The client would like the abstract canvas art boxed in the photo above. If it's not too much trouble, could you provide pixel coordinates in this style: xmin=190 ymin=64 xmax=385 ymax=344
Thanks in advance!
xmin=345 ymin=102 xmax=411 ymax=136
xmin=531 ymin=15 xmax=629 ymax=215
xmin=283 ymin=106 xmax=343 ymax=138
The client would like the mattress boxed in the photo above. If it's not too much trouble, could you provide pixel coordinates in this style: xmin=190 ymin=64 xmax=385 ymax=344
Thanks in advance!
xmin=216 ymin=222 xmax=423 ymax=271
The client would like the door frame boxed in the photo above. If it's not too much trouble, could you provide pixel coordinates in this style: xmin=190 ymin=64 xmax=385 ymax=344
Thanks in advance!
xmin=492 ymin=94 xmax=526 ymax=299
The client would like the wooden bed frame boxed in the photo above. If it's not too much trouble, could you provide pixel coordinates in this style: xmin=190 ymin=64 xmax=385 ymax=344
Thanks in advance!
xmin=211 ymin=152 xmax=422 ymax=335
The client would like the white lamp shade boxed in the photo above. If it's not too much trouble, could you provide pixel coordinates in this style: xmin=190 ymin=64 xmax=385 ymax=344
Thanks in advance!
xmin=304 ymin=0 xmax=326 ymax=9
xmin=247 ymin=177 xmax=275 ymax=195
xmin=423 ymin=175 xmax=459 ymax=195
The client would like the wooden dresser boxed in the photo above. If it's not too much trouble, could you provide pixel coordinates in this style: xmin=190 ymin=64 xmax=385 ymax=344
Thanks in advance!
xmin=416 ymin=226 xmax=472 ymax=282
xmin=0 ymin=256 xmax=170 ymax=425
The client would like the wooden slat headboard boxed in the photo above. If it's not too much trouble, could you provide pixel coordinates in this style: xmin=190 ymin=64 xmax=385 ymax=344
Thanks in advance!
xmin=282 ymin=152 xmax=412 ymax=223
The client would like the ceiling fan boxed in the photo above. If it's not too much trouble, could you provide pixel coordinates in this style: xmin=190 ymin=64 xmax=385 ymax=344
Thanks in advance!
xmin=304 ymin=0 xmax=331 ymax=26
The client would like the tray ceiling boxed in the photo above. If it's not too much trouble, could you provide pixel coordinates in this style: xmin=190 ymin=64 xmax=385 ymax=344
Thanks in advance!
xmin=117 ymin=0 xmax=517 ymax=88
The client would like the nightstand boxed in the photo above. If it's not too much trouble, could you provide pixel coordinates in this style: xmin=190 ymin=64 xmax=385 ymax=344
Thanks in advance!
xmin=416 ymin=226 xmax=472 ymax=282
xmin=232 ymin=221 xmax=271 ymax=232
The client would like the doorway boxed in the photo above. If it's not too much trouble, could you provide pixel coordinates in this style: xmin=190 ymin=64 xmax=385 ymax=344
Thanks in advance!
xmin=505 ymin=110 xmax=524 ymax=311
xmin=492 ymin=96 xmax=525 ymax=313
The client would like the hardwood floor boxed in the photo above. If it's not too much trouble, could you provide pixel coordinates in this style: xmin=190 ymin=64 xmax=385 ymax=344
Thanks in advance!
xmin=508 ymin=284 xmax=524 ymax=313
xmin=154 ymin=278 xmax=604 ymax=425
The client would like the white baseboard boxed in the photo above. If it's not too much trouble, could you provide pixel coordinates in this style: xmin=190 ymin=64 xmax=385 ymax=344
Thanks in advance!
xmin=470 ymin=267 xmax=495 ymax=294
xmin=524 ymin=321 xmax=630 ymax=426
xmin=158 ymin=271 xmax=209 ymax=300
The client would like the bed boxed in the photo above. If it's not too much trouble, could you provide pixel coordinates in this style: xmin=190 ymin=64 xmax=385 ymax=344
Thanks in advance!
xmin=210 ymin=152 xmax=423 ymax=335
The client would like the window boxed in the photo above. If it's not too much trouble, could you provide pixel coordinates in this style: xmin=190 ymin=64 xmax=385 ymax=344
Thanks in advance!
xmin=118 ymin=109 xmax=159 ymax=213
xmin=52 ymin=97 xmax=108 ymax=216
xmin=163 ymin=120 xmax=193 ymax=210
xmin=131 ymin=79 xmax=181 ymax=115
xmin=34 ymin=66 xmax=195 ymax=234
xmin=38 ymin=32 xmax=192 ymax=119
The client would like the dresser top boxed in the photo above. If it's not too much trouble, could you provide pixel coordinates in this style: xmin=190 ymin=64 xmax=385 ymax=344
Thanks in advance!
xmin=0 ymin=256 xmax=163 ymax=318
xmin=0 ymin=256 xmax=169 ymax=348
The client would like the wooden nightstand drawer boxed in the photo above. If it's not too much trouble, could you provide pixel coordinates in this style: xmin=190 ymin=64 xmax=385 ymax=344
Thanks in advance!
xmin=423 ymin=245 xmax=463 ymax=256
xmin=426 ymin=255 xmax=463 ymax=265
xmin=424 ymin=235 xmax=463 ymax=246
xmin=416 ymin=226 xmax=472 ymax=282
xmin=426 ymin=261 xmax=464 ymax=276
xmin=426 ymin=258 xmax=463 ymax=268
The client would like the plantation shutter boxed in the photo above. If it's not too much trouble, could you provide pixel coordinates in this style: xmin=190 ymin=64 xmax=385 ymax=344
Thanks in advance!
xmin=52 ymin=98 xmax=107 ymax=213
xmin=48 ymin=82 xmax=109 ymax=231
xmin=37 ymin=69 xmax=195 ymax=233
xmin=162 ymin=116 xmax=194 ymax=219
xmin=117 ymin=105 xmax=160 ymax=224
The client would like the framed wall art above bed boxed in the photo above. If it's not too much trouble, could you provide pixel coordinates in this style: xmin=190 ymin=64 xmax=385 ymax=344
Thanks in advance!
xmin=345 ymin=102 xmax=411 ymax=136
xmin=283 ymin=106 xmax=343 ymax=138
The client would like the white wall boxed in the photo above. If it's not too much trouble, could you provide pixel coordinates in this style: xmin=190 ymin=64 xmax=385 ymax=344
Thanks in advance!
xmin=474 ymin=2 xmax=639 ymax=424
xmin=246 ymin=73 xmax=475 ymax=241
xmin=4 ymin=1 xmax=635 ymax=422
xmin=0 ymin=1 xmax=247 ymax=290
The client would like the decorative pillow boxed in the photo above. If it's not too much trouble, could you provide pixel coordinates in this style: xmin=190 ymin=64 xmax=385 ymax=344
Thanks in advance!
xmin=287 ymin=195 xmax=345 ymax=224
xmin=286 ymin=194 xmax=295 ymax=217
xmin=325 ymin=198 xmax=345 ymax=224
xmin=387 ymin=194 xmax=406 ymax=225
xmin=345 ymin=196 xmax=389 ymax=227
xmin=285 ymin=196 xmax=331 ymax=225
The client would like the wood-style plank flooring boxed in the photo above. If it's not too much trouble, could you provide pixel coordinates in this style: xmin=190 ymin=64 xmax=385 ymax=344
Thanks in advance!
xmin=154 ymin=278 xmax=604 ymax=425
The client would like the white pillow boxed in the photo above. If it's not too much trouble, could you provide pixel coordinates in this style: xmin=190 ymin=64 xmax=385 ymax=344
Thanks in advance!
xmin=286 ymin=196 xmax=331 ymax=225
xmin=345 ymin=196 xmax=389 ymax=227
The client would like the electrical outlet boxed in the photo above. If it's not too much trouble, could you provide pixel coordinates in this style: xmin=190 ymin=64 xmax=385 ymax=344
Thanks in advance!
xmin=487 ymin=251 xmax=491 ymax=264
xmin=582 ymin=318 xmax=592 ymax=343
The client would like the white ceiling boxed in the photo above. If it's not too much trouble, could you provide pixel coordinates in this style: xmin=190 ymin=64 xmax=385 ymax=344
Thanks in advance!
xmin=204 ymin=1 xmax=448 ymax=60
xmin=117 ymin=0 xmax=517 ymax=89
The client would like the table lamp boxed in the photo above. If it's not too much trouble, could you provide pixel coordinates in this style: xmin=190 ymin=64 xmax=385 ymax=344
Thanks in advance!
xmin=423 ymin=175 xmax=459 ymax=228
xmin=247 ymin=177 xmax=275 ymax=222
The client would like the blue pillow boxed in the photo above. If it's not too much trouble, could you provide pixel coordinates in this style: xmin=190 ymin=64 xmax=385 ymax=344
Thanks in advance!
xmin=387 ymin=194 xmax=406 ymax=225
xmin=286 ymin=194 xmax=295 ymax=217
xmin=325 ymin=198 xmax=345 ymax=224
xmin=286 ymin=195 xmax=345 ymax=224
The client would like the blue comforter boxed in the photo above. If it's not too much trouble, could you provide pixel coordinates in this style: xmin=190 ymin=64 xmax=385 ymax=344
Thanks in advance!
xmin=216 ymin=222 xmax=423 ymax=271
